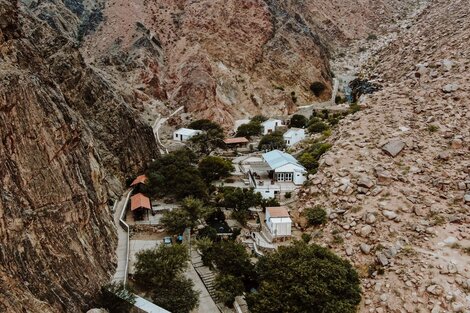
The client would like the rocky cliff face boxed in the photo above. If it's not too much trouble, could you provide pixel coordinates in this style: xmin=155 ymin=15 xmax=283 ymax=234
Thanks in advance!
xmin=297 ymin=0 xmax=470 ymax=311
xmin=0 ymin=1 xmax=158 ymax=312
xmin=76 ymin=0 xmax=420 ymax=126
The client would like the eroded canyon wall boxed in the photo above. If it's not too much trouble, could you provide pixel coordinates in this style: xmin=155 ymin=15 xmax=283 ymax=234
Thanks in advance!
xmin=0 ymin=1 xmax=158 ymax=311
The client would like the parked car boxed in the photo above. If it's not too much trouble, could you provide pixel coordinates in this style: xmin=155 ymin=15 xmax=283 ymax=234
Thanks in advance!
xmin=163 ymin=237 xmax=172 ymax=245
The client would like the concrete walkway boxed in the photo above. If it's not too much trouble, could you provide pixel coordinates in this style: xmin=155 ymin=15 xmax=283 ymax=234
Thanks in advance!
xmin=152 ymin=106 xmax=184 ymax=155
xmin=112 ymin=190 xmax=132 ymax=284
xmin=185 ymin=261 xmax=220 ymax=313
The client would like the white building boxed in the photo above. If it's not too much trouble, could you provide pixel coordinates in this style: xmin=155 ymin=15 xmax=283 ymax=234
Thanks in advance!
xmin=261 ymin=118 xmax=283 ymax=135
xmin=283 ymin=128 xmax=306 ymax=147
xmin=173 ymin=128 xmax=202 ymax=141
xmin=265 ymin=207 xmax=292 ymax=239
xmin=262 ymin=150 xmax=306 ymax=185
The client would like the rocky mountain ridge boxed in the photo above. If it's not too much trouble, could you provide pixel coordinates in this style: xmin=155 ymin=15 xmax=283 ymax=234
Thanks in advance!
xmin=0 ymin=0 xmax=158 ymax=311
xmin=298 ymin=0 xmax=470 ymax=311
xmin=76 ymin=0 xmax=421 ymax=126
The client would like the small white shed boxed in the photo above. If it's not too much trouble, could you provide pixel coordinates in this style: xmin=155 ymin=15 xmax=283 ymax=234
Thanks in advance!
xmin=261 ymin=118 xmax=283 ymax=135
xmin=173 ymin=128 xmax=202 ymax=141
xmin=283 ymin=128 xmax=306 ymax=146
xmin=265 ymin=207 xmax=292 ymax=238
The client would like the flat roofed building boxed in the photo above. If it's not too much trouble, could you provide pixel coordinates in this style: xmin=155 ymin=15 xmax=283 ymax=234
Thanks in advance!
xmin=173 ymin=128 xmax=202 ymax=141
xmin=265 ymin=207 xmax=292 ymax=238
xmin=283 ymin=128 xmax=306 ymax=146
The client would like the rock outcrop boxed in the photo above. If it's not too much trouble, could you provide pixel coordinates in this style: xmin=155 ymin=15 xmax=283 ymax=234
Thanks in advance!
xmin=0 ymin=1 xmax=158 ymax=311
xmin=299 ymin=0 xmax=470 ymax=311
xmin=76 ymin=0 xmax=420 ymax=126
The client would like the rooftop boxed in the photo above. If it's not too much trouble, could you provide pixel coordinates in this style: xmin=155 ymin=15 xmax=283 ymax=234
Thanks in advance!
xmin=224 ymin=137 xmax=249 ymax=144
xmin=262 ymin=150 xmax=301 ymax=169
xmin=283 ymin=128 xmax=305 ymax=137
xmin=130 ymin=193 xmax=151 ymax=211
xmin=130 ymin=174 xmax=147 ymax=187
xmin=174 ymin=128 xmax=201 ymax=136
xmin=267 ymin=207 xmax=290 ymax=218
xmin=262 ymin=118 xmax=282 ymax=125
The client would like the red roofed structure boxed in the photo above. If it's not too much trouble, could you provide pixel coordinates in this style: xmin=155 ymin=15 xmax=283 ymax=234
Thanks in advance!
xmin=130 ymin=193 xmax=151 ymax=220
xmin=223 ymin=137 xmax=249 ymax=148
xmin=130 ymin=174 xmax=147 ymax=187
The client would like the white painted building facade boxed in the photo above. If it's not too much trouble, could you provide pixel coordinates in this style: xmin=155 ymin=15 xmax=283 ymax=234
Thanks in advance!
xmin=173 ymin=128 xmax=202 ymax=141
xmin=262 ymin=150 xmax=307 ymax=185
xmin=265 ymin=207 xmax=292 ymax=239
xmin=261 ymin=118 xmax=283 ymax=135
xmin=283 ymin=128 xmax=306 ymax=146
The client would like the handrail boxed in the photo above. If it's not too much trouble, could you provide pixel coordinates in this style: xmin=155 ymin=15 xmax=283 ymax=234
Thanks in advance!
xmin=119 ymin=189 xmax=133 ymax=286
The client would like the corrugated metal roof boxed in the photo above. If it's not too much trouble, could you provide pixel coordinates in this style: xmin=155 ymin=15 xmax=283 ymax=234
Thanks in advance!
xmin=262 ymin=150 xmax=300 ymax=169
xmin=130 ymin=193 xmax=151 ymax=211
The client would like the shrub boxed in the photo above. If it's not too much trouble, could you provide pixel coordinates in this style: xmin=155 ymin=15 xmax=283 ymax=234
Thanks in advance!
xmin=215 ymin=274 xmax=245 ymax=306
xmin=251 ymin=115 xmax=268 ymax=123
xmin=284 ymin=192 xmax=292 ymax=199
xmin=367 ymin=34 xmax=378 ymax=41
xmin=308 ymin=121 xmax=329 ymax=134
xmin=304 ymin=206 xmax=327 ymax=226
xmin=301 ymin=233 xmax=312 ymax=243
xmin=310 ymin=82 xmax=326 ymax=97
xmin=427 ymin=124 xmax=439 ymax=132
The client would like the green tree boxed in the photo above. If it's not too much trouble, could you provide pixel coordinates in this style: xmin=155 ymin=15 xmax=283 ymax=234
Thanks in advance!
xmin=134 ymin=244 xmax=189 ymax=285
xmin=99 ymin=282 xmax=136 ymax=313
xmin=290 ymin=114 xmax=308 ymax=128
xmin=304 ymin=206 xmax=327 ymax=226
xmin=251 ymin=115 xmax=268 ymax=123
xmin=188 ymin=119 xmax=223 ymax=133
xmin=236 ymin=122 xmax=263 ymax=138
xmin=145 ymin=149 xmax=207 ymax=200
xmin=151 ymin=277 xmax=199 ymax=313
xmin=209 ymin=241 xmax=257 ymax=288
xmin=258 ymin=131 xmax=286 ymax=150
xmin=310 ymin=81 xmax=326 ymax=97
xmin=189 ymin=129 xmax=225 ymax=155
xmin=219 ymin=187 xmax=262 ymax=225
xmin=134 ymin=245 xmax=199 ymax=313
xmin=161 ymin=197 xmax=206 ymax=234
xmin=198 ymin=156 xmax=234 ymax=182
xmin=215 ymin=274 xmax=245 ymax=306
xmin=246 ymin=242 xmax=361 ymax=313
xmin=308 ymin=120 xmax=330 ymax=133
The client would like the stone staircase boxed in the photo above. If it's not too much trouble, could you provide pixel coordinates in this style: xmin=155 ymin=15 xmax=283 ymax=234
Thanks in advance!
xmin=191 ymin=250 xmax=221 ymax=305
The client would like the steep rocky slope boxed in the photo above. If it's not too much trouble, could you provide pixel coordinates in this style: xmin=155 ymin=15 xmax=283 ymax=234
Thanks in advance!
xmin=298 ymin=0 xmax=470 ymax=312
xmin=76 ymin=0 xmax=420 ymax=125
xmin=0 ymin=1 xmax=158 ymax=311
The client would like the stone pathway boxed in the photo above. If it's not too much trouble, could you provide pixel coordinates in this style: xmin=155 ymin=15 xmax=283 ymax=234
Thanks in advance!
xmin=191 ymin=250 xmax=221 ymax=311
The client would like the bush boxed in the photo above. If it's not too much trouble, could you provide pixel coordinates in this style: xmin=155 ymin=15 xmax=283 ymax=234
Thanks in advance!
xmin=301 ymin=233 xmax=312 ymax=244
xmin=427 ymin=124 xmax=439 ymax=132
xmin=308 ymin=121 xmax=329 ymax=134
xmin=99 ymin=282 xmax=135 ymax=313
xmin=304 ymin=206 xmax=327 ymax=226
xmin=367 ymin=34 xmax=378 ymax=41
xmin=310 ymin=82 xmax=326 ymax=97
xmin=284 ymin=192 xmax=292 ymax=199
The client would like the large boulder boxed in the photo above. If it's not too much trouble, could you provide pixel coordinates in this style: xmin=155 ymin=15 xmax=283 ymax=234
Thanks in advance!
xmin=381 ymin=139 xmax=406 ymax=157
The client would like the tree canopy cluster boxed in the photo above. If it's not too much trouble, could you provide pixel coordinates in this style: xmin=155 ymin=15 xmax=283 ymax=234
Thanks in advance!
xmin=188 ymin=119 xmax=225 ymax=155
xmin=246 ymin=241 xmax=361 ymax=313
xmin=160 ymin=197 xmax=209 ymax=235
xmin=134 ymin=244 xmax=199 ymax=313
xmin=258 ymin=131 xmax=286 ymax=150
